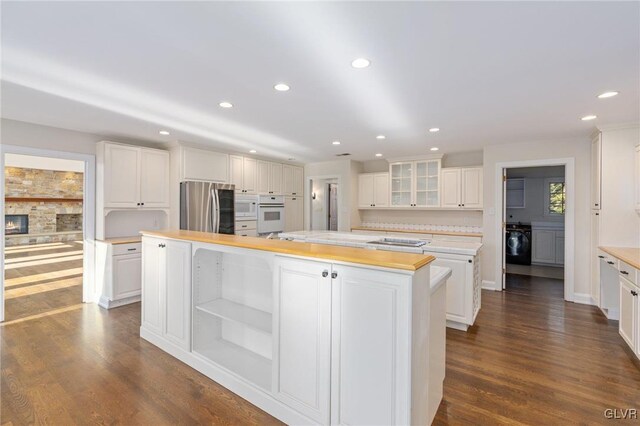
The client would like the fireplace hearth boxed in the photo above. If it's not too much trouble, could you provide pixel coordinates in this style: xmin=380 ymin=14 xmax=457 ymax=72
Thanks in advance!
xmin=5 ymin=214 xmax=29 ymax=235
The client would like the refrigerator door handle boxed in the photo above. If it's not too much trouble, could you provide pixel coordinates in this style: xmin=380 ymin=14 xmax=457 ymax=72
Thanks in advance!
xmin=205 ymin=183 xmax=213 ymax=232
xmin=213 ymin=188 xmax=220 ymax=233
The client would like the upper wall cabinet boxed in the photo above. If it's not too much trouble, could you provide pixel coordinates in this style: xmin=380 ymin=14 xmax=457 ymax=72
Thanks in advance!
xmin=358 ymin=173 xmax=389 ymax=208
xmin=181 ymin=146 xmax=228 ymax=182
xmin=282 ymin=165 xmax=304 ymax=196
xmin=230 ymin=155 xmax=257 ymax=193
xmin=100 ymin=142 xmax=169 ymax=209
xmin=258 ymin=161 xmax=284 ymax=195
xmin=441 ymin=167 xmax=483 ymax=209
xmin=591 ymin=133 xmax=602 ymax=210
xmin=389 ymin=160 xmax=440 ymax=207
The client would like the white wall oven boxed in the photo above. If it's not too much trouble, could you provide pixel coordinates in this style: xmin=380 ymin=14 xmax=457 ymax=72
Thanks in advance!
xmin=257 ymin=195 xmax=285 ymax=234
xmin=235 ymin=194 xmax=258 ymax=220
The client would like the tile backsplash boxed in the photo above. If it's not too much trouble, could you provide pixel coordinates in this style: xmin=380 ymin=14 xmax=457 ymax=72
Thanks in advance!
xmin=360 ymin=221 xmax=482 ymax=234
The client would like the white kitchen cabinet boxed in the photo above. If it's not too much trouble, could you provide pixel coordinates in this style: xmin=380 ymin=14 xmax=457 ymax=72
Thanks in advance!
xmin=269 ymin=162 xmax=283 ymax=195
xmin=591 ymin=133 xmax=602 ymax=209
xmin=141 ymin=236 xmax=192 ymax=351
xmin=506 ymin=178 xmax=526 ymax=208
xmin=230 ymin=156 xmax=258 ymax=193
xmin=390 ymin=159 xmax=440 ymax=207
xmin=532 ymin=228 xmax=564 ymax=266
xmin=235 ymin=219 xmax=257 ymax=237
xmin=181 ymin=146 xmax=228 ymax=182
xmin=635 ymin=144 xmax=640 ymax=212
xmin=619 ymin=276 xmax=637 ymax=352
xmin=358 ymin=172 xmax=389 ymax=208
xmin=273 ymin=257 xmax=331 ymax=424
xmin=440 ymin=167 xmax=483 ymax=209
xmin=284 ymin=196 xmax=303 ymax=232
xmin=96 ymin=241 xmax=142 ymax=309
xmin=101 ymin=142 xmax=169 ymax=209
xmin=257 ymin=160 xmax=270 ymax=194
xmin=282 ymin=165 xmax=304 ymax=196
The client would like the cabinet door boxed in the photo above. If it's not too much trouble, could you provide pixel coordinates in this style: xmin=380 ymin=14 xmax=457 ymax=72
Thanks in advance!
xmin=284 ymin=196 xmax=296 ymax=232
xmin=461 ymin=167 xmax=483 ymax=209
xmin=590 ymin=211 xmax=601 ymax=305
xmin=293 ymin=166 xmax=304 ymax=195
xmin=358 ymin=174 xmax=375 ymax=208
xmin=256 ymin=160 xmax=270 ymax=194
xmin=270 ymin=162 xmax=283 ymax=195
xmin=441 ymin=168 xmax=461 ymax=208
xmin=182 ymin=147 xmax=228 ymax=182
xmin=141 ymin=237 xmax=163 ymax=335
xmin=555 ymin=235 xmax=565 ymax=265
xmin=619 ymin=278 xmax=637 ymax=350
xmin=432 ymin=256 xmax=470 ymax=324
xmin=163 ymin=240 xmax=192 ymax=351
xmin=415 ymin=160 xmax=440 ymax=207
xmin=273 ymin=257 xmax=331 ymax=424
xmin=293 ymin=197 xmax=304 ymax=231
xmin=229 ymin=155 xmax=244 ymax=190
xmin=242 ymin=157 xmax=257 ymax=193
xmin=282 ymin=165 xmax=294 ymax=195
xmin=532 ymin=230 xmax=556 ymax=264
xmin=390 ymin=162 xmax=413 ymax=206
xmin=104 ymin=144 xmax=140 ymax=208
xmin=140 ymin=149 xmax=170 ymax=208
xmin=591 ymin=134 xmax=602 ymax=209
xmin=331 ymin=265 xmax=410 ymax=425
xmin=113 ymin=254 xmax=142 ymax=300
xmin=373 ymin=173 xmax=390 ymax=207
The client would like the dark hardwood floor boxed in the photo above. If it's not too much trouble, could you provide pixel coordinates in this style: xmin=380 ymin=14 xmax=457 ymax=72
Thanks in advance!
xmin=2 ymin=272 xmax=639 ymax=425
xmin=3 ymin=241 xmax=83 ymax=322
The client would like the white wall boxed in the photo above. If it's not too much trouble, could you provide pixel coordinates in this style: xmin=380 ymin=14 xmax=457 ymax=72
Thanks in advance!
xmin=304 ymin=159 xmax=360 ymax=232
xmin=310 ymin=178 xmax=337 ymax=230
xmin=482 ymin=137 xmax=591 ymax=293
xmin=4 ymin=153 xmax=85 ymax=172
xmin=506 ymin=167 xmax=566 ymax=224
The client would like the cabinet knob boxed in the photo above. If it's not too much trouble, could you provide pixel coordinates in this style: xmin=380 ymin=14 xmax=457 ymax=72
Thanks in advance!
xmin=331 ymin=271 xmax=338 ymax=279
xmin=607 ymin=261 xmax=614 ymax=265
xmin=595 ymin=203 xmax=599 ymax=206
xmin=141 ymin=202 xmax=145 ymax=206
xmin=631 ymin=290 xmax=638 ymax=297
xmin=461 ymin=204 xmax=465 ymax=207
xmin=621 ymin=270 xmax=629 ymax=275
xmin=598 ymin=255 xmax=605 ymax=258
xmin=322 ymin=270 xmax=329 ymax=278
xmin=137 ymin=203 xmax=141 ymax=206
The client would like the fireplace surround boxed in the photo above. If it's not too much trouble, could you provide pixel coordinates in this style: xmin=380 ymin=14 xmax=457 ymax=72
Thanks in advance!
xmin=5 ymin=214 xmax=29 ymax=235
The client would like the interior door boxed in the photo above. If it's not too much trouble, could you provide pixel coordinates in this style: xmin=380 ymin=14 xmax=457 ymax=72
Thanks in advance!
xmin=501 ymin=168 xmax=507 ymax=290
xmin=328 ymin=183 xmax=338 ymax=231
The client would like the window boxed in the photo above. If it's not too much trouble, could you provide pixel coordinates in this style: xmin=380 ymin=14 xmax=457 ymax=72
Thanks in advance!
xmin=545 ymin=178 xmax=565 ymax=215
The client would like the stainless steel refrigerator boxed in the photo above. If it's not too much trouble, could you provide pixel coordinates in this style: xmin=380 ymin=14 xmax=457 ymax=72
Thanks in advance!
xmin=180 ymin=181 xmax=235 ymax=234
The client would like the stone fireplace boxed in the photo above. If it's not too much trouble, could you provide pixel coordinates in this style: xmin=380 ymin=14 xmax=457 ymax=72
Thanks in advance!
xmin=56 ymin=213 xmax=83 ymax=232
xmin=5 ymin=214 xmax=28 ymax=235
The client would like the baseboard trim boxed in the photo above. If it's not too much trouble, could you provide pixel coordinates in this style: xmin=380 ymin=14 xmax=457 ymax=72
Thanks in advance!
xmin=482 ymin=280 xmax=497 ymax=291
xmin=573 ymin=293 xmax=596 ymax=306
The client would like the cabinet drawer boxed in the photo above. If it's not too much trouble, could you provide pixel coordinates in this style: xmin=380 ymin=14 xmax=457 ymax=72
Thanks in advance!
xmin=597 ymin=250 xmax=618 ymax=268
xmin=619 ymin=261 xmax=638 ymax=286
xmin=113 ymin=243 xmax=142 ymax=256
xmin=236 ymin=220 xmax=257 ymax=230
xmin=235 ymin=229 xmax=258 ymax=237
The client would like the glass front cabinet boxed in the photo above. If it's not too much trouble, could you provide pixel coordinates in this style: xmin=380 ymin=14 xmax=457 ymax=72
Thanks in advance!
xmin=390 ymin=159 xmax=441 ymax=207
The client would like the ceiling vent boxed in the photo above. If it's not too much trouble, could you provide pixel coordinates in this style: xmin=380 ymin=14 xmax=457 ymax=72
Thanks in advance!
xmin=335 ymin=153 xmax=351 ymax=157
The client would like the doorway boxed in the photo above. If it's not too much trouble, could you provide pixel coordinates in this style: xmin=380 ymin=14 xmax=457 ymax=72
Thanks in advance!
xmin=309 ymin=177 xmax=339 ymax=231
xmin=495 ymin=158 xmax=575 ymax=302
xmin=0 ymin=145 xmax=96 ymax=323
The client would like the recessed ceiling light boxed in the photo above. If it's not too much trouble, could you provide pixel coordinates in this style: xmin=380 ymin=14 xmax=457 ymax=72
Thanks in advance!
xmin=376 ymin=135 xmax=386 ymax=140
xmin=430 ymin=147 xmax=439 ymax=151
xmin=332 ymin=141 xmax=341 ymax=145
xmin=429 ymin=128 xmax=440 ymax=133
xmin=249 ymin=149 xmax=257 ymax=154
xmin=375 ymin=153 xmax=383 ymax=157
xmin=287 ymin=157 xmax=295 ymax=161
xmin=351 ymin=58 xmax=370 ymax=68
xmin=159 ymin=130 xmax=170 ymax=135
xmin=597 ymin=91 xmax=618 ymax=99
xmin=581 ymin=115 xmax=597 ymax=121
xmin=219 ymin=101 xmax=233 ymax=108
xmin=274 ymin=83 xmax=290 ymax=92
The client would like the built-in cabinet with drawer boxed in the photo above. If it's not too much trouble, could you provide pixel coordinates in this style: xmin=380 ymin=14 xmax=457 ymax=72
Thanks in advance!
xmin=96 ymin=240 xmax=143 ymax=309
xmin=591 ymin=133 xmax=602 ymax=210
xmin=532 ymin=229 xmax=564 ymax=265
xmin=358 ymin=172 xmax=389 ymax=208
xmin=440 ymin=167 xmax=483 ymax=209
xmin=257 ymin=161 xmax=283 ymax=195
xmin=390 ymin=159 xmax=440 ymax=207
xmin=616 ymin=258 xmax=640 ymax=360
xmin=230 ymin=155 xmax=257 ymax=194
xmin=99 ymin=142 xmax=170 ymax=209
xmin=282 ymin=164 xmax=304 ymax=196
xmin=235 ymin=220 xmax=258 ymax=237
xmin=284 ymin=196 xmax=304 ymax=231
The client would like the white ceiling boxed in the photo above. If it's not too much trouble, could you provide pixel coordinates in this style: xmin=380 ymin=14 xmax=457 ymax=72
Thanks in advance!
xmin=1 ymin=2 xmax=638 ymax=163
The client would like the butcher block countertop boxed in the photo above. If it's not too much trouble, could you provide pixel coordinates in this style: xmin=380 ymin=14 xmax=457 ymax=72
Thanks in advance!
xmin=141 ymin=229 xmax=435 ymax=271
xmin=96 ymin=236 xmax=142 ymax=245
xmin=599 ymin=246 xmax=640 ymax=270
xmin=351 ymin=227 xmax=483 ymax=238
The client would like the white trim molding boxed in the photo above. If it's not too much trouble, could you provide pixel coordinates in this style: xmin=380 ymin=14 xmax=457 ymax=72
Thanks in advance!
xmin=573 ymin=293 xmax=596 ymax=306
xmin=494 ymin=158 xmax=576 ymax=302
xmin=0 ymin=144 xmax=96 ymax=322
xmin=481 ymin=280 xmax=497 ymax=291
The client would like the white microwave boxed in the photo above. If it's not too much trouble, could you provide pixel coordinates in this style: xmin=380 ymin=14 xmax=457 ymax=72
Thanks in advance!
xmin=235 ymin=194 xmax=258 ymax=219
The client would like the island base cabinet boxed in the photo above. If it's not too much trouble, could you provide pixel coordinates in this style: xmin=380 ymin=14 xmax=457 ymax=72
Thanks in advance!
xmin=141 ymin=236 xmax=192 ymax=351
xmin=619 ymin=277 xmax=638 ymax=353
xmin=273 ymin=257 xmax=331 ymax=425
xmin=330 ymin=265 xmax=422 ymax=426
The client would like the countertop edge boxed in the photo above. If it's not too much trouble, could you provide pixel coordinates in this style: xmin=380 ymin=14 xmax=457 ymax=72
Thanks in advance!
xmin=599 ymin=246 xmax=640 ymax=270
xmin=351 ymin=227 xmax=483 ymax=238
xmin=141 ymin=230 xmax=435 ymax=271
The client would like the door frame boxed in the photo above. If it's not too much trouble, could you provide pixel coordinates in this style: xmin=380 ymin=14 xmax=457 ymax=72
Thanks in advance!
xmin=306 ymin=174 xmax=341 ymax=231
xmin=0 ymin=144 xmax=96 ymax=322
xmin=494 ymin=158 xmax=575 ymax=302
xmin=326 ymin=182 xmax=338 ymax=231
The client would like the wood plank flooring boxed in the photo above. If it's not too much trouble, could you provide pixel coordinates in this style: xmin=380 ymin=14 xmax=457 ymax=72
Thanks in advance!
xmin=1 ymin=272 xmax=639 ymax=425
xmin=3 ymin=242 xmax=83 ymax=322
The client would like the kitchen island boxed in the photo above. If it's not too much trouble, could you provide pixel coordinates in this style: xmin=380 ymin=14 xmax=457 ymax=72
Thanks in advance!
xmin=139 ymin=229 xmax=451 ymax=425
xmin=280 ymin=230 xmax=482 ymax=331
